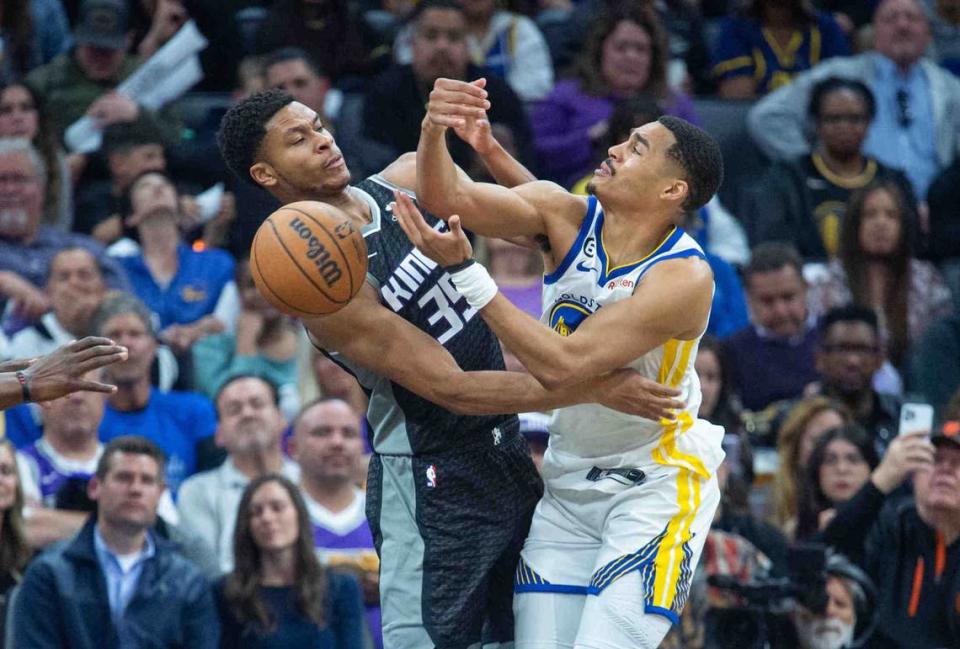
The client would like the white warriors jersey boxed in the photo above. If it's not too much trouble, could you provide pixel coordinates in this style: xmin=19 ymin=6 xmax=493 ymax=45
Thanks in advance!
xmin=540 ymin=195 xmax=711 ymax=467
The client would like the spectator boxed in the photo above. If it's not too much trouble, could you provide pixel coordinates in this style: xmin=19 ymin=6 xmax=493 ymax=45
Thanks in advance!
xmin=745 ymin=77 xmax=915 ymax=260
xmin=262 ymin=48 xmax=337 ymax=129
xmin=290 ymin=397 xmax=381 ymax=648
xmin=773 ymin=396 xmax=852 ymax=530
xmin=723 ymin=243 xmax=820 ymax=413
xmin=711 ymin=0 xmax=850 ymax=99
xmin=25 ymin=0 xmax=181 ymax=145
xmin=0 ymin=0 xmax=71 ymax=82
xmin=814 ymin=305 xmax=902 ymax=450
xmin=178 ymin=374 xmax=299 ymax=573
xmin=0 ymin=138 xmax=127 ymax=330
xmin=806 ymin=180 xmax=953 ymax=368
xmin=92 ymin=292 xmax=217 ymax=492
xmin=6 ymin=247 xmax=106 ymax=361
xmin=364 ymin=0 xmax=533 ymax=171
xmin=795 ymin=425 xmax=879 ymax=540
xmin=118 ymin=171 xmax=237 ymax=355
xmin=459 ymin=0 xmax=553 ymax=102
xmin=0 ymin=437 xmax=30 ymax=644
xmin=0 ymin=82 xmax=73 ymax=231
xmin=697 ymin=336 xmax=746 ymax=438
xmin=531 ymin=5 xmax=698 ymax=186
xmin=747 ymin=0 xmax=960 ymax=200
xmin=193 ymin=257 xmax=299 ymax=420
xmin=12 ymin=435 xmax=220 ymax=648
xmin=216 ymin=474 xmax=365 ymax=648
xmin=789 ymin=552 xmax=876 ymax=649
xmin=817 ymin=422 xmax=958 ymax=648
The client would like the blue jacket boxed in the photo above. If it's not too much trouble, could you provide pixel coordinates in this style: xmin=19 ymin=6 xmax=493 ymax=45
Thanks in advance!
xmin=13 ymin=519 xmax=220 ymax=649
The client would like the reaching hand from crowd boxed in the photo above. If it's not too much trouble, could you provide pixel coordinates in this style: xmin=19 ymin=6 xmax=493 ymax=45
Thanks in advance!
xmin=871 ymin=430 xmax=935 ymax=494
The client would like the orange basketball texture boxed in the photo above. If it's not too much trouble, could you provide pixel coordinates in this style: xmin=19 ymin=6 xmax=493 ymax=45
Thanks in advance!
xmin=250 ymin=201 xmax=368 ymax=317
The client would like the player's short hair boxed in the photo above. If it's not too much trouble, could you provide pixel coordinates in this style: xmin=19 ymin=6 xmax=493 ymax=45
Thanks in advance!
xmin=96 ymin=435 xmax=166 ymax=481
xmin=819 ymin=304 xmax=880 ymax=339
xmin=808 ymin=77 xmax=876 ymax=121
xmin=217 ymin=88 xmax=295 ymax=185
xmin=263 ymin=47 xmax=325 ymax=79
xmin=744 ymin=242 xmax=804 ymax=285
xmin=657 ymin=116 xmax=723 ymax=213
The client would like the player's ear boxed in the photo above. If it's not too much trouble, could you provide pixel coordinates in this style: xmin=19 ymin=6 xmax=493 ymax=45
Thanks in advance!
xmin=250 ymin=162 xmax=278 ymax=188
xmin=661 ymin=178 xmax=688 ymax=206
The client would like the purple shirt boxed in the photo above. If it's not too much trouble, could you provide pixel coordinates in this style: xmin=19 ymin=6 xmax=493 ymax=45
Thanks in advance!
xmin=530 ymin=79 xmax=700 ymax=186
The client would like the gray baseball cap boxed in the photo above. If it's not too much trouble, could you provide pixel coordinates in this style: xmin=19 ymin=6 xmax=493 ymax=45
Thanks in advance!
xmin=74 ymin=0 xmax=130 ymax=50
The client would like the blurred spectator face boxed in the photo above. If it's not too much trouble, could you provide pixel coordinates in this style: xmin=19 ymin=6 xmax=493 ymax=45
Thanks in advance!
xmin=0 ymin=85 xmax=39 ymax=140
xmin=858 ymin=188 xmax=902 ymax=257
xmin=745 ymin=264 xmax=808 ymax=339
xmin=819 ymin=437 xmax=871 ymax=503
xmin=817 ymin=321 xmax=881 ymax=396
xmin=76 ymin=45 xmax=128 ymax=82
xmin=799 ymin=409 xmax=848 ymax=467
xmin=0 ymin=150 xmax=44 ymax=239
xmin=47 ymin=248 xmax=107 ymax=327
xmin=914 ymin=444 xmax=960 ymax=516
xmin=41 ymin=371 xmax=109 ymax=444
xmin=266 ymin=58 xmax=330 ymax=114
xmin=110 ymin=145 xmax=166 ymax=190
xmin=815 ymin=89 xmax=871 ymax=158
xmin=129 ymin=171 xmax=178 ymax=222
xmin=292 ymin=400 xmax=363 ymax=484
xmin=601 ymin=20 xmax=653 ymax=96
xmin=0 ymin=443 xmax=17 ymax=513
xmin=695 ymin=347 xmax=722 ymax=419
xmin=312 ymin=351 xmax=359 ymax=399
xmin=99 ymin=312 xmax=157 ymax=385
xmin=412 ymin=7 xmax=469 ymax=84
xmin=257 ymin=102 xmax=350 ymax=197
xmin=794 ymin=576 xmax=857 ymax=649
xmin=873 ymin=0 xmax=931 ymax=68
xmin=89 ymin=451 xmax=163 ymax=530
xmin=237 ymin=259 xmax=280 ymax=318
xmin=216 ymin=377 xmax=286 ymax=456
xmin=248 ymin=479 xmax=300 ymax=552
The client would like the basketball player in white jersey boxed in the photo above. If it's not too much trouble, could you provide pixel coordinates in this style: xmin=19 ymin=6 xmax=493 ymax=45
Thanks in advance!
xmin=392 ymin=78 xmax=727 ymax=649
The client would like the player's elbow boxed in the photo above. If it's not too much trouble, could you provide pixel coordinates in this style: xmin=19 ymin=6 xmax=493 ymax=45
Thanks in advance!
xmin=534 ymin=362 xmax=580 ymax=392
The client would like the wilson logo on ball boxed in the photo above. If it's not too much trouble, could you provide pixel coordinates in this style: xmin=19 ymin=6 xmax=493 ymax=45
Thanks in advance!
xmin=289 ymin=217 xmax=342 ymax=286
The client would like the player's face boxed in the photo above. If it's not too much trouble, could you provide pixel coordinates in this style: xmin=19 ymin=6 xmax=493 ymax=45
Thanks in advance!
xmin=589 ymin=122 xmax=686 ymax=212
xmin=858 ymin=188 xmax=902 ymax=257
xmin=292 ymin=400 xmax=364 ymax=484
xmin=815 ymin=89 xmax=871 ymax=157
xmin=816 ymin=321 xmax=881 ymax=396
xmin=254 ymin=102 xmax=350 ymax=201
xmin=600 ymin=20 xmax=653 ymax=96
xmin=745 ymin=265 xmax=808 ymax=339
xmin=873 ymin=0 xmax=930 ymax=67
xmin=248 ymin=480 xmax=300 ymax=553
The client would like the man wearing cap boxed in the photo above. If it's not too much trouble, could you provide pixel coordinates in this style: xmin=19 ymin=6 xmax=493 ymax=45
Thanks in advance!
xmin=817 ymin=423 xmax=960 ymax=648
xmin=25 ymin=0 xmax=180 ymax=144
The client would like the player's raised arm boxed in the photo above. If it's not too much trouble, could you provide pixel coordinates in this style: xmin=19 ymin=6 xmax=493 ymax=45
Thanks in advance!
xmin=417 ymin=78 xmax=583 ymax=239
xmin=303 ymin=284 xmax=683 ymax=420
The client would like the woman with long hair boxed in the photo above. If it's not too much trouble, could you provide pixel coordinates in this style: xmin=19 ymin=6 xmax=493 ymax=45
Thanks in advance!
xmin=0 ymin=437 xmax=31 ymax=646
xmin=0 ymin=82 xmax=73 ymax=230
xmin=217 ymin=474 xmax=365 ymax=648
xmin=807 ymin=179 xmax=953 ymax=368
xmin=794 ymin=425 xmax=878 ymax=541
xmin=531 ymin=5 xmax=698 ymax=186
xmin=772 ymin=396 xmax=852 ymax=531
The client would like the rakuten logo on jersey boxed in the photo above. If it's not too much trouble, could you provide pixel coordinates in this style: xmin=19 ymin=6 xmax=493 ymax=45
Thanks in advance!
xmin=607 ymin=278 xmax=634 ymax=290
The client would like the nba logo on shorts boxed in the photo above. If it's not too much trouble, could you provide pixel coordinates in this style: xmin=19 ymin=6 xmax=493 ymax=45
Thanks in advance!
xmin=426 ymin=464 xmax=438 ymax=488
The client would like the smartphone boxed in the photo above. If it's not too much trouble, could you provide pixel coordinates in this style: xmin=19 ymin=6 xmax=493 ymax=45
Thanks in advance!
xmin=899 ymin=402 xmax=935 ymax=436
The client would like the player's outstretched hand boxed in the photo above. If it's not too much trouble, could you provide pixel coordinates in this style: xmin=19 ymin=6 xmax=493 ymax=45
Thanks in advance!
xmin=393 ymin=190 xmax=473 ymax=268
xmin=424 ymin=78 xmax=490 ymax=130
xmin=23 ymin=336 xmax=128 ymax=402
xmin=593 ymin=369 xmax=684 ymax=421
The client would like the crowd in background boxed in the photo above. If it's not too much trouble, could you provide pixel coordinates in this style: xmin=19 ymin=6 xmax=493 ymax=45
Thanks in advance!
xmin=2 ymin=0 xmax=960 ymax=646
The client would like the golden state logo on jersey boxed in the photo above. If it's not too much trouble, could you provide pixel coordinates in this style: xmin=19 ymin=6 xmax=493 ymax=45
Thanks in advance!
xmin=548 ymin=298 xmax=597 ymax=337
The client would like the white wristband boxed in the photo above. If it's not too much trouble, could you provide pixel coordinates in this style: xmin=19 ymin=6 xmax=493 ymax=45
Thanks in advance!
xmin=448 ymin=261 xmax=498 ymax=310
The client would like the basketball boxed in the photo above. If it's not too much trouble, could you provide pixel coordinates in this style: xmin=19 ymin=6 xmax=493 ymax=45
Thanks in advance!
xmin=250 ymin=201 xmax=368 ymax=318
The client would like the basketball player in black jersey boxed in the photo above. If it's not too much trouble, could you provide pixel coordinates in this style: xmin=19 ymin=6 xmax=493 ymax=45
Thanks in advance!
xmin=217 ymin=87 xmax=683 ymax=648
